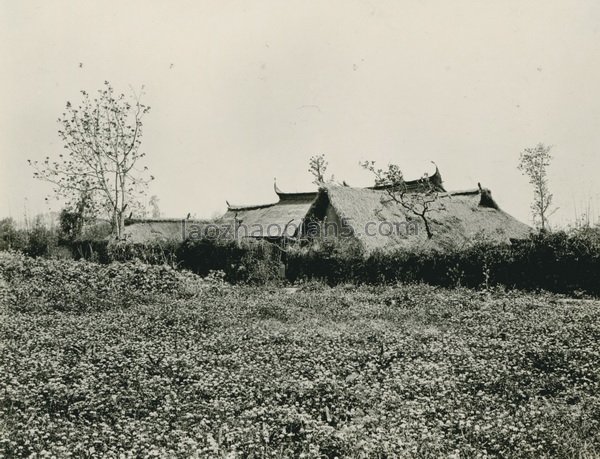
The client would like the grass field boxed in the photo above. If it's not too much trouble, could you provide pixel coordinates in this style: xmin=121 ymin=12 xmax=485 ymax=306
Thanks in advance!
xmin=1 ymin=283 xmax=599 ymax=458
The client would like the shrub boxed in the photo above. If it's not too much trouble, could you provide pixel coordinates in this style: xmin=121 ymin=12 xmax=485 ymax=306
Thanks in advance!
xmin=53 ymin=235 xmax=283 ymax=285
xmin=0 ymin=218 xmax=27 ymax=252
xmin=107 ymin=239 xmax=180 ymax=266
xmin=1 ymin=217 xmax=72 ymax=259
xmin=0 ymin=252 xmax=212 ymax=312
xmin=23 ymin=222 xmax=59 ymax=258
xmin=239 ymin=240 xmax=283 ymax=284
xmin=177 ymin=238 xmax=282 ymax=284
xmin=67 ymin=239 xmax=111 ymax=263
xmin=286 ymin=238 xmax=364 ymax=285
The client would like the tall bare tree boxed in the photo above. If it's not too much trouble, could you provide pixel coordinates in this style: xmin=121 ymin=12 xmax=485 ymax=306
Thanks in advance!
xmin=361 ymin=161 xmax=443 ymax=239
xmin=518 ymin=143 xmax=556 ymax=231
xmin=29 ymin=82 xmax=153 ymax=239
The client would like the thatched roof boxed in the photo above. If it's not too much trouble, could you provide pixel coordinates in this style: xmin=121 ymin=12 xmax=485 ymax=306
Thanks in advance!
xmin=223 ymin=186 xmax=317 ymax=238
xmin=222 ymin=170 xmax=530 ymax=247
xmin=214 ymin=163 xmax=531 ymax=249
xmin=320 ymin=185 xmax=531 ymax=252
xmin=122 ymin=219 xmax=208 ymax=243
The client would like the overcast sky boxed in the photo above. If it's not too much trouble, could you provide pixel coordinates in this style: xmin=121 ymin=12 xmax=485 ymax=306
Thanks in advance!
xmin=1 ymin=0 xmax=600 ymax=227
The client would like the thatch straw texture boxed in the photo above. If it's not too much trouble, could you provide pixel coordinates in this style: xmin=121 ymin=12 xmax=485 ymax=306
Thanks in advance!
xmin=123 ymin=219 xmax=205 ymax=243
xmin=324 ymin=185 xmax=531 ymax=252
xmin=222 ymin=199 xmax=314 ymax=238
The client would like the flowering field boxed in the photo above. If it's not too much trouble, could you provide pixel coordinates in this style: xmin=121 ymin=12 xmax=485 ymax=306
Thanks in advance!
xmin=1 ymin=279 xmax=600 ymax=457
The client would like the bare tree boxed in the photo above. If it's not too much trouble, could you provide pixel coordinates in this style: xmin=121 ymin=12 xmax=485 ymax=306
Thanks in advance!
xmin=361 ymin=161 xmax=443 ymax=239
xmin=308 ymin=154 xmax=330 ymax=185
xmin=518 ymin=143 xmax=556 ymax=231
xmin=28 ymin=81 xmax=153 ymax=239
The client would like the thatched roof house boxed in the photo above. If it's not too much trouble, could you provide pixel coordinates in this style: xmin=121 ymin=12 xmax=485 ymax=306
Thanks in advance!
xmin=308 ymin=185 xmax=531 ymax=252
xmin=121 ymin=168 xmax=530 ymax=250
xmin=222 ymin=168 xmax=531 ymax=252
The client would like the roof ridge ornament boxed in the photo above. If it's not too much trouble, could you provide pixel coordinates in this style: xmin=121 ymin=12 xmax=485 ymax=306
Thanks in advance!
xmin=274 ymin=177 xmax=283 ymax=195
xmin=477 ymin=183 xmax=500 ymax=209
xmin=429 ymin=161 xmax=445 ymax=192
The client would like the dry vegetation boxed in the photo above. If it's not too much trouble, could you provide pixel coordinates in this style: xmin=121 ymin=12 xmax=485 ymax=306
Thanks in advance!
xmin=1 ymin=255 xmax=599 ymax=457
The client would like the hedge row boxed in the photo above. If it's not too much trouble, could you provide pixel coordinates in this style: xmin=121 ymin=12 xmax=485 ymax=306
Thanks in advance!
xmin=100 ymin=230 xmax=600 ymax=295
xmin=3 ymin=226 xmax=600 ymax=295
xmin=286 ymin=230 xmax=600 ymax=295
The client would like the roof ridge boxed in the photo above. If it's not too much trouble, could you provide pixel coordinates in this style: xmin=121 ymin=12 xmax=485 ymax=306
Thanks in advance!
xmin=125 ymin=218 xmax=208 ymax=224
xmin=448 ymin=188 xmax=480 ymax=195
xmin=324 ymin=184 xmax=482 ymax=195
xmin=226 ymin=202 xmax=278 ymax=211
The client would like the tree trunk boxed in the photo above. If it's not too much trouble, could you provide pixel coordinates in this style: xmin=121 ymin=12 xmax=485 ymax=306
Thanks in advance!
xmin=112 ymin=208 xmax=125 ymax=240
xmin=117 ymin=211 xmax=125 ymax=240
xmin=420 ymin=214 xmax=433 ymax=239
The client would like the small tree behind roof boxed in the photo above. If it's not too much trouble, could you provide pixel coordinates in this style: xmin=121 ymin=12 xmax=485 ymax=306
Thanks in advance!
xmin=361 ymin=161 xmax=444 ymax=239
